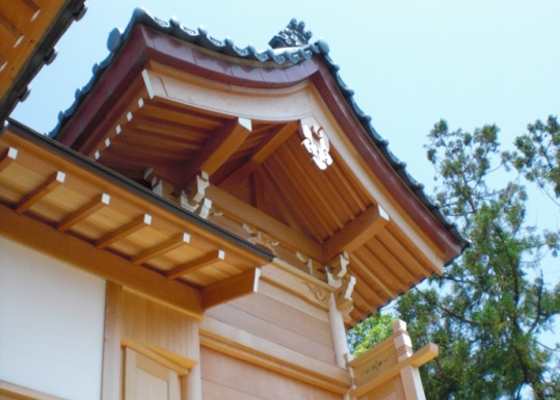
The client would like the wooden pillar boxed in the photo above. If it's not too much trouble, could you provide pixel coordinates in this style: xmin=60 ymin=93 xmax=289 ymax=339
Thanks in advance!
xmin=101 ymin=281 xmax=123 ymax=400
xmin=182 ymin=319 xmax=202 ymax=400
xmin=393 ymin=320 xmax=427 ymax=400
xmin=328 ymin=292 xmax=351 ymax=369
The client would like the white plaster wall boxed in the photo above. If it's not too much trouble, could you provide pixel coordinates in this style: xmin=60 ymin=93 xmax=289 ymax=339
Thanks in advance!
xmin=0 ymin=236 xmax=105 ymax=400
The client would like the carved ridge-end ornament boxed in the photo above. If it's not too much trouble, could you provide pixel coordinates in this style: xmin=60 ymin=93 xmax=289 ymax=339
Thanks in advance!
xmin=300 ymin=117 xmax=333 ymax=170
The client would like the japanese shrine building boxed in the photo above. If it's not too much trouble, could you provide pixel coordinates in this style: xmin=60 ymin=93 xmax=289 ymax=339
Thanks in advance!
xmin=0 ymin=3 xmax=466 ymax=400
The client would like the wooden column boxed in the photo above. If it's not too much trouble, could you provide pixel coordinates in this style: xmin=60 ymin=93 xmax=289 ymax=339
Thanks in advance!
xmin=393 ymin=320 xmax=427 ymax=400
xmin=101 ymin=281 xmax=123 ymax=400
xmin=328 ymin=292 xmax=351 ymax=369
xmin=182 ymin=320 xmax=202 ymax=400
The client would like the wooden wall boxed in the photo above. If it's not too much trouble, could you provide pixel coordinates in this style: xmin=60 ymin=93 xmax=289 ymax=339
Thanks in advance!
xmin=206 ymin=280 xmax=336 ymax=365
xmin=201 ymin=348 xmax=341 ymax=400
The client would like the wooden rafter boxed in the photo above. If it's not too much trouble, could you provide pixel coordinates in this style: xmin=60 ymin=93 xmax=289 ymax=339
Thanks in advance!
xmin=57 ymin=193 xmax=111 ymax=232
xmin=0 ymin=147 xmax=18 ymax=174
xmin=323 ymin=204 xmax=389 ymax=261
xmin=180 ymin=117 xmax=252 ymax=187
xmin=166 ymin=250 xmax=225 ymax=280
xmin=131 ymin=233 xmax=190 ymax=265
xmin=15 ymin=170 xmax=65 ymax=214
xmin=0 ymin=11 xmax=22 ymax=40
xmin=203 ymin=268 xmax=261 ymax=309
xmin=219 ymin=122 xmax=298 ymax=191
xmin=349 ymin=254 xmax=396 ymax=299
xmin=95 ymin=214 xmax=152 ymax=249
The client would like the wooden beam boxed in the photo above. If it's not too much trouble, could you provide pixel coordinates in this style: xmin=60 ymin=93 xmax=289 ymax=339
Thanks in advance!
xmin=206 ymin=184 xmax=323 ymax=261
xmin=57 ymin=193 xmax=111 ymax=232
xmin=15 ymin=171 xmax=65 ymax=214
xmin=323 ymin=204 xmax=389 ymax=260
xmin=166 ymin=250 xmax=225 ymax=280
xmin=131 ymin=233 xmax=190 ymax=265
xmin=0 ymin=204 xmax=203 ymax=319
xmin=203 ymin=268 xmax=261 ymax=309
xmin=101 ymin=282 xmax=123 ymax=400
xmin=181 ymin=117 xmax=252 ymax=187
xmin=219 ymin=122 xmax=298 ymax=191
xmin=96 ymin=214 xmax=152 ymax=249
xmin=0 ymin=147 xmax=17 ymax=174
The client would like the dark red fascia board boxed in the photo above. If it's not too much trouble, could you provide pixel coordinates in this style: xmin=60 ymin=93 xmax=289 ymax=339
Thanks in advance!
xmin=56 ymin=24 xmax=463 ymax=262
xmin=57 ymin=25 xmax=319 ymax=151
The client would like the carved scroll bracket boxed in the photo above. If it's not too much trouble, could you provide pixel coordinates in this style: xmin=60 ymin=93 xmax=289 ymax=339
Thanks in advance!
xmin=242 ymin=223 xmax=279 ymax=255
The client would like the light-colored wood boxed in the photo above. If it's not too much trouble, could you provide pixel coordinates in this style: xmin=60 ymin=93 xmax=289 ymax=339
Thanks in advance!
xmin=202 ymin=380 xmax=264 ymax=400
xmin=229 ymin=293 xmax=333 ymax=347
xmin=200 ymin=317 xmax=349 ymax=387
xmin=328 ymin=292 xmax=351 ymax=369
xmin=121 ymin=338 xmax=194 ymax=375
xmin=207 ymin=184 xmax=323 ymax=260
xmin=0 ymin=204 xmax=204 ymax=319
xmin=131 ymin=233 xmax=190 ymax=265
xmin=181 ymin=117 xmax=252 ymax=186
xmin=101 ymin=282 xmax=123 ymax=400
xmin=166 ymin=250 xmax=224 ymax=280
xmin=219 ymin=122 xmax=298 ymax=191
xmin=206 ymin=302 xmax=336 ymax=365
xmin=350 ymin=253 xmax=396 ymax=299
xmin=123 ymin=347 xmax=181 ymax=400
xmin=15 ymin=170 xmax=65 ymax=214
xmin=96 ymin=214 xmax=152 ymax=249
xmin=258 ymin=280 xmax=329 ymax=322
xmin=323 ymin=204 xmax=389 ymax=260
xmin=202 ymin=338 xmax=348 ymax=400
xmin=261 ymin=261 xmax=332 ymax=311
xmin=0 ymin=147 xmax=17 ymax=174
xmin=350 ymin=344 xmax=438 ymax=398
xmin=200 ymin=348 xmax=343 ymax=400
xmin=203 ymin=268 xmax=260 ymax=309
xmin=0 ymin=381 xmax=67 ymax=400
xmin=57 ymin=193 xmax=110 ymax=232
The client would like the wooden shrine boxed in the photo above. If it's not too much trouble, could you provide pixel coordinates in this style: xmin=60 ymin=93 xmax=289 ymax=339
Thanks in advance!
xmin=0 ymin=6 xmax=466 ymax=400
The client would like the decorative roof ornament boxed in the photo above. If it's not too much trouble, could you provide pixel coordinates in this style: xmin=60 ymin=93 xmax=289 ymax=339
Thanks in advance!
xmin=269 ymin=18 xmax=312 ymax=49
xmin=300 ymin=117 xmax=333 ymax=170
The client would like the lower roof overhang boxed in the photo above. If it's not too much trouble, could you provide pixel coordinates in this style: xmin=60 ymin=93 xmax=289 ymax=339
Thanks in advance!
xmin=0 ymin=119 xmax=273 ymax=319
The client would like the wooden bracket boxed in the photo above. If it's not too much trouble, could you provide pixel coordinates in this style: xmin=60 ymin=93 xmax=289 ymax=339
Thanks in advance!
xmin=243 ymin=223 xmax=279 ymax=255
xmin=330 ymin=251 xmax=349 ymax=279
xmin=336 ymin=275 xmax=356 ymax=311
xmin=180 ymin=171 xmax=212 ymax=219
xmin=295 ymin=251 xmax=316 ymax=276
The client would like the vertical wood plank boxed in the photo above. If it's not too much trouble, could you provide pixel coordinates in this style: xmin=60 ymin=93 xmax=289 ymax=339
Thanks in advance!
xmin=181 ymin=320 xmax=202 ymax=400
xmin=102 ymin=281 xmax=123 ymax=400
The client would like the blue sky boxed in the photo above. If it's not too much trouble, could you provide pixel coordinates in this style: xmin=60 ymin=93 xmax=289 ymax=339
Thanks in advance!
xmin=12 ymin=1 xmax=560 ymax=298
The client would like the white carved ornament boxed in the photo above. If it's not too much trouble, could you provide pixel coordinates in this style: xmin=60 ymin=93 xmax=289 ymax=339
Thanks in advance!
xmin=300 ymin=117 xmax=333 ymax=170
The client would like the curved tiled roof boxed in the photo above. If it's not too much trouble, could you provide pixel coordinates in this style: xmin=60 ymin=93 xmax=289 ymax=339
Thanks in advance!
xmin=50 ymin=7 xmax=468 ymax=258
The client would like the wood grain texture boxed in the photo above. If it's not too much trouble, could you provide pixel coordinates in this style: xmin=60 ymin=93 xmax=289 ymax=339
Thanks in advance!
xmin=200 ymin=348 xmax=343 ymax=400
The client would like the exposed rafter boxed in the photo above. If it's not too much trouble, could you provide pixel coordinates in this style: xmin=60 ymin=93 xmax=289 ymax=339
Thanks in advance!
xmin=15 ymin=170 xmax=65 ymax=214
xmin=166 ymin=250 xmax=225 ymax=280
xmin=180 ymin=117 xmax=252 ymax=188
xmin=219 ymin=122 xmax=298 ymax=191
xmin=57 ymin=193 xmax=110 ymax=232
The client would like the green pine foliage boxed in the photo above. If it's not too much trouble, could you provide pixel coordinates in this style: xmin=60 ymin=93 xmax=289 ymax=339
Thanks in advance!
xmin=350 ymin=117 xmax=560 ymax=400
xmin=347 ymin=313 xmax=395 ymax=357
